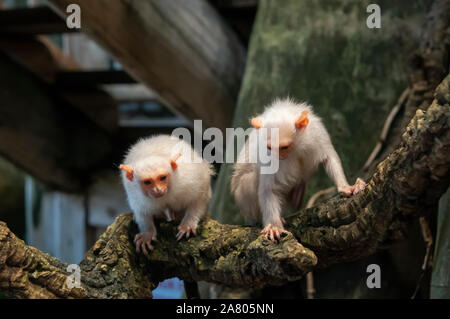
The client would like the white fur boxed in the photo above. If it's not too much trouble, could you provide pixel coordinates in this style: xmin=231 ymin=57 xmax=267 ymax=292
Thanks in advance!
xmin=121 ymin=135 xmax=214 ymax=234
xmin=231 ymin=98 xmax=349 ymax=227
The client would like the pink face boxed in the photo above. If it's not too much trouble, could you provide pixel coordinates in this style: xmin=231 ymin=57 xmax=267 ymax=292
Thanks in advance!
xmin=119 ymin=153 xmax=181 ymax=199
xmin=251 ymin=110 xmax=309 ymax=160
xmin=139 ymin=171 xmax=170 ymax=198
xmin=267 ymin=138 xmax=294 ymax=160
xmin=266 ymin=123 xmax=296 ymax=160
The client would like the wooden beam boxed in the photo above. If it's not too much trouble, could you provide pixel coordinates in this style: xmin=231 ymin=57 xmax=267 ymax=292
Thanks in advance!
xmin=0 ymin=35 xmax=78 ymax=83
xmin=55 ymin=70 xmax=137 ymax=86
xmin=102 ymin=84 xmax=160 ymax=103
xmin=0 ymin=35 xmax=118 ymax=133
xmin=0 ymin=51 xmax=113 ymax=191
xmin=211 ymin=3 xmax=257 ymax=45
xmin=48 ymin=0 xmax=246 ymax=132
xmin=0 ymin=6 xmax=78 ymax=35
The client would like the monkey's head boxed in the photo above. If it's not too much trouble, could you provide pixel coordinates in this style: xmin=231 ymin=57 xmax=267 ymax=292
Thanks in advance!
xmin=119 ymin=153 xmax=181 ymax=199
xmin=251 ymin=110 xmax=309 ymax=160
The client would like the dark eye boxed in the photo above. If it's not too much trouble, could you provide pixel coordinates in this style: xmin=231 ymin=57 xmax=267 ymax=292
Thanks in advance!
xmin=143 ymin=180 xmax=152 ymax=185
xmin=281 ymin=146 xmax=289 ymax=150
xmin=160 ymin=175 xmax=167 ymax=181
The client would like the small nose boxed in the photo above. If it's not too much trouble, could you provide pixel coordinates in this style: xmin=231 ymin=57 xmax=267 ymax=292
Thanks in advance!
xmin=152 ymin=187 xmax=166 ymax=197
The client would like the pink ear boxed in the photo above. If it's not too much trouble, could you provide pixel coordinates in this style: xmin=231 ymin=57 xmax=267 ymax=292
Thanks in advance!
xmin=170 ymin=153 xmax=182 ymax=170
xmin=251 ymin=117 xmax=263 ymax=129
xmin=295 ymin=110 xmax=309 ymax=130
xmin=119 ymin=164 xmax=134 ymax=182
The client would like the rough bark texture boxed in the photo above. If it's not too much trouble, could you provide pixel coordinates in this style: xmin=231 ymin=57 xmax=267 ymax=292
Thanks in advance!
xmin=0 ymin=214 xmax=316 ymax=298
xmin=0 ymin=74 xmax=449 ymax=298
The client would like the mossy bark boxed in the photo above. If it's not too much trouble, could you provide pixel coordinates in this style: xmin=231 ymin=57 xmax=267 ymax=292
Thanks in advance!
xmin=0 ymin=214 xmax=316 ymax=298
xmin=1 ymin=74 xmax=449 ymax=297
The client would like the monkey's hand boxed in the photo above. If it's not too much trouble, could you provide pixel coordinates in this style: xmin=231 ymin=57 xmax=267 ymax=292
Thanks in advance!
xmin=260 ymin=224 xmax=285 ymax=242
xmin=338 ymin=178 xmax=367 ymax=197
xmin=176 ymin=222 xmax=198 ymax=241
xmin=134 ymin=231 xmax=158 ymax=257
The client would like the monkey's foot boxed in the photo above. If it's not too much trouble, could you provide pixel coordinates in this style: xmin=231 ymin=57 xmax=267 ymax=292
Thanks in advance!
xmin=352 ymin=178 xmax=366 ymax=195
xmin=134 ymin=231 xmax=158 ymax=257
xmin=338 ymin=178 xmax=367 ymax=197
xmin=338 ymin=185 xmax=353 ymax=197
xmin=260 ymin=224 xmax=285 ymax=242
xmin=176 ymin=224 xmax=197 ymax=241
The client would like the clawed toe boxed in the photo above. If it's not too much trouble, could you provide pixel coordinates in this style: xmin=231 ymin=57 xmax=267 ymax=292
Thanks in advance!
xmin=338 ymin=185 xmax=353 ymax=197
xmin=259 ymin=224 xmax=285 ymax=242
xmin=339 ymin=178 xmax=367 ymax=197
xmin=352 ymin=178 xmax=366 ymax=195
xmin=134 ymin=232 xmax=157 ymax=256
xmin=176 ymin=224 xmax=197 ymax=241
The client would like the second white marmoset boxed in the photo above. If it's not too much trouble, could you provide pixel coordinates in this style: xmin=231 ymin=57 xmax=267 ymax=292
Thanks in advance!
xmin=120 ymin=134 xmax=214 ymax=255
xmin=231 ymin=98 xmax=366 ymax=241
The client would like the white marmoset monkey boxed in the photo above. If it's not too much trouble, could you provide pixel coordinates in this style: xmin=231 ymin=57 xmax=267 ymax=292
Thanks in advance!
xmin=120 ymin=135 xmax=214 ymax=256
xmin=231 ymin=98 xmax=366 ymax=241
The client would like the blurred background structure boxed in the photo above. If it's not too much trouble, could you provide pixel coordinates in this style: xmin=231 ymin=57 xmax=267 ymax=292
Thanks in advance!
xmin=0 ymin=0 xmax=448 ymax=299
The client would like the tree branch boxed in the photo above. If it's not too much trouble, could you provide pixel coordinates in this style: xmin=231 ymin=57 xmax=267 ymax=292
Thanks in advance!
xmin=1 ymin=74 xmax=449 ymax=298
xmin=0 ymin=212 xmax=317 ymax=298
xmin=288 ymin=75 xmax=450 ymax=268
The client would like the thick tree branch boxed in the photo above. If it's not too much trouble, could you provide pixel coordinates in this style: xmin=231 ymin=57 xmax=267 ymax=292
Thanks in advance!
xmin=288 ymin=75 xmax=450 ymax=268
xmin=1 ymin=74 xmax=449 ymax=298
xmin=0 ymin=221 xmax=87 ymax=298
xmin=0 ymin=213 xmax=317 ymax=298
